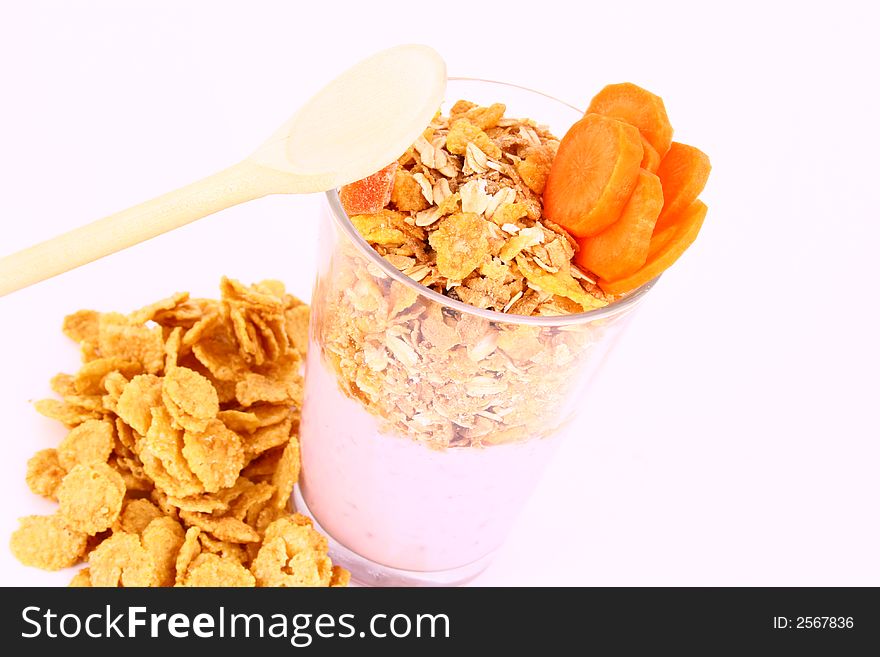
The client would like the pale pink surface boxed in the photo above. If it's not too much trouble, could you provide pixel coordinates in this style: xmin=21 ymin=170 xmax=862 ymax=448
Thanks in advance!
xmin=299 ymin=341 xmax=559 ymax=572
xmin=5 ymin=4 xmax=880 ymax=588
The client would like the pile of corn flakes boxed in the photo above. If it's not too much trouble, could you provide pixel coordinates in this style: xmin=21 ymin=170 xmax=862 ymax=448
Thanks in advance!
xmin=10 ymin=278 xmax=349 ymax=587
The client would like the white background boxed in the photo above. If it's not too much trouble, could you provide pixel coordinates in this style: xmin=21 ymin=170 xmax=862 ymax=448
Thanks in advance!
xmin=1 ymin=0 xmax=878 ymax=586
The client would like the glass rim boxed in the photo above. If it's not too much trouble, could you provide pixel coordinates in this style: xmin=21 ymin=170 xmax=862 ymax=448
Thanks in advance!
xmin=324 ymin=77 xmax=659 ymax=327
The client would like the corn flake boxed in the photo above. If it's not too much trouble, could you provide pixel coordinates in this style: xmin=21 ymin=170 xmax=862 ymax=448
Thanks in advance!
xmin=391 ymin=169 xmax=430 ymax=212
xmin=165 ymin=492 xmax=229 ymax=514
xmin=181 ymin=419 xmax=244 ymax=493
xmin=57 ymin=418 xmax=115 ymax=471
xmin=446 ymin=119 xmax=502 ymax=159
xmin=162 ymin=367 xmax=219 ymax=433
xmin=116 ymin=373 xmax=163 ymax=436
xmin=284 ymin=304 xmax=310 ymax=359
xmin=516 ymin=255 xmax=605 ymax=311
xmin=57 ymin=463 xmax=125 ymax=535
xmin=112 ymin=455 xmax=153 ymax=493
xmin=182 ymin=553 xmax=255 ymax=587
xmin=119 ymin=498 xmax=164 ymax=534
xmin=98 ymin=313 xmax=165 ymax=375
xmin=198 ymin=532 xmax=250 ymax=564
xmin=10 ymin=514 xmax=88 ymax=570
xmin=129 ymin=292 xmax=190 ymax=326
xmin=174 ymin=526 xmax=202 ymax=585
xmin=250 ymin=516 xmax=335 ymax=587
xmin=62 ymin=310 xmax=100 ymax=344
xmin=69 ymin=568 xmax=92 ymax=587
xmin=26 ymin=449 xmax=66 ymax=499
xmin=244 ymin=413 xmax=295 ymax=459
xmin=516 ymin=145 xmax=553 ymax=194
xmin=462 ymin=102 xmax=506 ymax=130
xmin=143 ymin=406 xmax=202 ymax=496
xmin=88 ymin=532 xmax=157 ymax=587
xmin=190 ymin=318 xmax=250 ymax=382
xmin=164 ymin=326 xmax=183 ymax=372
xmin=270 ymin=438 xmax=300 ymax=511
xmin=235 ymin=372 xmax=301 ymax=408
xmin=141 ymin=516 xmax=185 ymax=587
xmin=50 ymin=373 xmax=77 ymax=397
xmin=350 ymin=211 xmax=408 ymax=247
xmin=330 ymin=565 xmax=351 ymax=587
xmin=74 ymin=357 xmax=141 ymax=396
xmin=450 ymin=99 xmax=477 ymax=116
xmin=428 ymin=212 xmax=489 ymax=281
xmin=217 ymin=409 xmax=260 ymax=434
xmin=180 ymin=511 xmax=260 ymax=544
xmin=228 ymin=481 xmax=275 ymax=521
xmin=241 ymin=446 xmax=284 ymax=479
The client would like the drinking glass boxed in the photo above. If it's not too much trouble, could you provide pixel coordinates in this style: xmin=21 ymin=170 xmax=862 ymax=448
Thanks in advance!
xmin=294 ymin=78 xmax=657 ymax=586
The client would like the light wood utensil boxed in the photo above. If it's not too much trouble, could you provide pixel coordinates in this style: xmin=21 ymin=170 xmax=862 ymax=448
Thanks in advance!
xmin=0 ymin=44 xmax=446 ymax=297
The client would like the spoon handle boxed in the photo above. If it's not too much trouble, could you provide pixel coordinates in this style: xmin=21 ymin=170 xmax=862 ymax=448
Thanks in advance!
xmin=0 ymin=159 xmax=280 ymax=297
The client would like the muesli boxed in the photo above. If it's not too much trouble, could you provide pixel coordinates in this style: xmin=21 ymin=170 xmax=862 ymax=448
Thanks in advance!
xmin=318 ymin=101 xmax=621 ymax=449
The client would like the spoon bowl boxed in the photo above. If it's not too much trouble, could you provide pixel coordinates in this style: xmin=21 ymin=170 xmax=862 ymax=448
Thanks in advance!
xmin=251 ymin=44 xmax=446 ymax=191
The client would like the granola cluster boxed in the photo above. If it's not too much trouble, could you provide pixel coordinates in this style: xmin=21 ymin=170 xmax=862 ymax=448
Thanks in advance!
xmin=344 ymin=100 xmax=615 ymax=316
xmin=313 ymin=102 xmax=640 ymax=449
xmin=314 ymin=258 xmax=618 ymax=449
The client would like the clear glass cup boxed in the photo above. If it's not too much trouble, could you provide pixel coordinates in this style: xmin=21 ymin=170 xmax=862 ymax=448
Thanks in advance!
xmin=294 ymin=78 xmax=657 ymax=586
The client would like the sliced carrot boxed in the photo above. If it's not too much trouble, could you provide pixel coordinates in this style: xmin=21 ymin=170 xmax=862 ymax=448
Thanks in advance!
xmin=575 ymin=169 xmax=663 ymax=281
xmin=640 ymin=135 xmax=661 ymax=173
xmin=598 ymin=200 xmax=707 ymax=295
xmin=587 ymin=83 xmax=673 ymax=158
xmin=646 ymin=221 xmax=677 ymax=261
xmin=654 ymin=142 xmax=711 ymax=231
xmin=543 ymin=113 xmax=643 ymax=238
xmin=339 ymin=161 xmax=398 ymax=216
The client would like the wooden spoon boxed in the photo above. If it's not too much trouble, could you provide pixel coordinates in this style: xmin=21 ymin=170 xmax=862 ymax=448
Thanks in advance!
xmin=0 ymin=44 xmax=446 ymax=297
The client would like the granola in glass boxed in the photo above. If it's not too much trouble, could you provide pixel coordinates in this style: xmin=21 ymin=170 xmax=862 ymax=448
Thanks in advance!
xmin=314 ymin=101 xmax=634 ymax=450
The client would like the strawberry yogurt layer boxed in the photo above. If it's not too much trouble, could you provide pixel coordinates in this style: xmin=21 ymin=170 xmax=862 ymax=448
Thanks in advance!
xmin=298 ymin=340 xmax=560 ymax=572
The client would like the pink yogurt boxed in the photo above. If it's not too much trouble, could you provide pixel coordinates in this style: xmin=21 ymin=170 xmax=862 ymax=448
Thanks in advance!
xmin=298 ymin=340 xmax=560 ymax=572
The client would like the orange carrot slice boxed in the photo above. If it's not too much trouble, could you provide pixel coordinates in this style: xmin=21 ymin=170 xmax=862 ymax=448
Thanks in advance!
xmin=640 ymin=135 xmax=661 ymax=173
xmin=646 ymin=221 xmax=677 ymax=261
xmin=587 ymin=83 xmax=673 ymax=158
xmin=654 ymin=142 xmax=711 ymax=232
xmin=543 ymin=113 xmax=643 ymax=238
xmin=598 ymin=199 xmax=707 ymax=295
xmin=339 ymin=161 xmax=398 ymax=216
xmin=575 ymin=169 xmax=663 ymax=281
